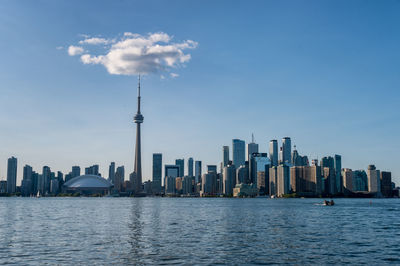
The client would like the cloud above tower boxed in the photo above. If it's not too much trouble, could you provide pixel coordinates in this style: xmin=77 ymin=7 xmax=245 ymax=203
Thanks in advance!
xmin=67 ymin=32 xmax=198 ymax=76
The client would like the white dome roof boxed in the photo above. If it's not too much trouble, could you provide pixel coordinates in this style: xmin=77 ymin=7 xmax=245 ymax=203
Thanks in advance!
xmin=64 ymin=175 xmax=112 ymax=188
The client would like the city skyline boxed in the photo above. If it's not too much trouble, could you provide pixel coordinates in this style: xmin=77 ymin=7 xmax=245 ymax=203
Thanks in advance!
xmin=1 ymin=1 xmax=399 ymax=185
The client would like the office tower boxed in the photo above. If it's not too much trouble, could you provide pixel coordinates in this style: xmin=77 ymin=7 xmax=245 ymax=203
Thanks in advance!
xmin=353 ymin=170 xmax=368 ymax=191
xmin=202 ymin=172 xmax=217 ymax=196
xmin=269 ymin=140 xmax=278 ymax=167
xmin=71 ymin=166 xmax=80 ymax=178
xmin=291 ymin=147 xmax=309 ymax=166
xmin=50 ymin=179 xmax=59 ymax=195
xmin=182 ymin=176 xmax=193 ymax=195
xmin=223 ymin=164 xmax=236 ymax=195
xmin=207 ymin=165 xmax=217 ymax=173
xmin=22 ymin=165 xmax=33 ymax=196
xmin=282 ymin=137 xmax=291 ymax=165
xmin=6 ymin=156 xmax=17 ymax=194
xmin=216 ymin=173 xmax=223 ymax=194
xmin=108 ymin=162 xmax=115 ymax=183
xmin=311 ymin=159 xmax=318 ymax=166
xmin=133 ymin=75 xmax=144 ymax=194
xmin=152 ymin=153 xmax=162 ymax=194
xmin=223 ymin=146 xmax=229 ymax=167
xmin=249 ymin=153 xmax=270 ymax=194
xmin=188 ymin=157 xmax=194 ymax=177
xmin=290 ymin=166 xmax=304 ymax=193
xmin=195 ymin=161 xmax=202 ymax=184
xmin=290 ymin=166 xmax=321 ymax=196
xmin=277 ymin=164 xmax=290 ymax=196
xmin=237 ymin=163 xmax=249 ymax=184
xmin=334 ymin=155 xmax=342 ymax=194
xmin=175 ymin=159 xmax=184 ymax=177
xmin=164 ymin=165 xmax=179 ymax=194
xmin=342 ymin=168 xmax=353 ymax=194
xmin=32 ymin=171 xmax=39 ymax=194
xmin=322 ymin=167 xmax=336 ymax=195
xmin=247 ymin=134 xmax=259 ymax=161
xmin=85 ymin=165 xmax=99 ymax=176
xmin=42 ymin=166 xmax=51 ymax=194
xmin=165 ymin=165 xmax=179 ymax=178
xmin=175 ymin=177 xmax=183 ymax=194
xmin=232 ymin=139 xmax=245 ymax=167
xmin=367 ymin=165 xmax=381 ymax=194
xmin=114 ymin=166 xmax=125 ymax=192
xmin=269 ymin=166 xmax=278 ymax=196
xmin=380 ymin=171 xmax=392 ymax=197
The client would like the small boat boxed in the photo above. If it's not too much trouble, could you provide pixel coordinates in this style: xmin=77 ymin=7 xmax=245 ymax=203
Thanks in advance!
xmin=323 ymin=200 xmax=334 ymax=206
xmin=36 ymin=191 xmax=41 ymax=198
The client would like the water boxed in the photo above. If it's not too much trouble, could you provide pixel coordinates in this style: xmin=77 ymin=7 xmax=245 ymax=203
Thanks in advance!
xmin=0 ymin=198 xmax=399 ymax=265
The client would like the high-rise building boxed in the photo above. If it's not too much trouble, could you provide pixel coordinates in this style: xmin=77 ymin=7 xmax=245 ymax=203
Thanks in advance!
xmin=291 ymin=147 xmax=309 ymax=166
xmin=232 ymin=139 xmax=245 ymax=167
xmin=42 ymin=166 xmax=51 ymax=194
xmin=269 ymin=140 xmax=278 ymax=167
xmin=269 ymin=166 xmax=278 ymax=196
xmin=22 ymin=164 xmax=33 ymax=196
xmin=175 ymin=159 xmax=184 ymax=177
xmin=277 ymin=164 xmax=290 ymax=196
xmin=202 ymin=172 xmax=217 ymax=196
xmin=236 ymin=163 xmax=249 ymax=184
xmin=188 ymin=157 xmax=194 ymax=177
xmin=249 ymin=153 xmax=270 ymax=194
xmin=114 ymin=166 xmax=125 ymax=192
xmin=207 ymin=165 xmax=217 ymax=173
xmin=195 ymin=161 xmax=202 ymax=184
xmin=165 ymin=165 xmax=179 ymax=194
xmin=133 ymin=75 xmax=144 ymax=194
xmin=71 ymin=166 xmax=81 ymax=178
xmin=353 ymin=170 xmax=368 ymax=191
xmin=342 ymin=168 xmax=353 ymax=194
xmin=85 ymin=165 xmax=99 ymax=176
xmin=108 ymin=162 xmax=115 ymax=183
xmin=367 ymin=165 xmax=381 ymax=194
xmin=334 ymin=155 xmax=342 ymax=194
xmin=223 ymin=146 xmax=229 ymax=167
xmin=380 ymin=171 xmax=392 ymax=197
xmin=322 ymin=167 xmax=336 ymax=195
xmin=152 ymin=153 xmax=162 ymax=194
xmin=281 ymin=137 xmax=291 ymax=165
xmin=247 ymin=134 xmax=259 ymax=161
xmin=182 ymin=176 xmax=193 ymax=195
xmin=223 ymin=164 xmax=236 ymax=196
xmin=6 ymin=156 xmax=17 ymax=194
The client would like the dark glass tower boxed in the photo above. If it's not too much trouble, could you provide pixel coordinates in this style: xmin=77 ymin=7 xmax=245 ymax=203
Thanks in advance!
xmin=133 ymin=76 xmax=144 ymax=194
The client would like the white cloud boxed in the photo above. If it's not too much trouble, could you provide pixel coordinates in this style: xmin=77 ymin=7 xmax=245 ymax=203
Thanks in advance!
xmin=56 ymin=46 xmax=63 ymax=50
xmin=79 ymin=37 xmax=111 ymax=45
xmin=68 ymin=32 xmax=198 ymax=76
xmin=68 ymin=45 xmax=84 ymax=56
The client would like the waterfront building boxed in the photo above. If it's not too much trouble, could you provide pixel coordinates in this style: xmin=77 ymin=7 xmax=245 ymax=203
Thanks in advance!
xmin=133 ymin=76 xmax=144 ymax=194
xmin=188 ymin=157 xmax=194 ymax=177
xmin=334 ymin=155 xmax=342 ymax=194
xmin=165 ymin=176 xmax=176 ymax=194
xmin=152 ymin=153 xmax=162 ymax=194
xmin=323 ymin=167 xmax=336 ymax=195
xmin=202 ymin=172 xmax=217 ymax=196
xmin=175 ymin=159 xmax=184 ymax=177
xmin=207 ymin=165 xmax=217 ymax=173
xmin=282 ymin=137 xmax=291 ymax=165
xmin=182 ymin=176 xmax=193 ymax=195
xmin=0 ymin=181 xmax=7 ymax=193
xmin=236 ymin=163 xmax=249 ymax=184
xmin=71 ymin=166 xmax=80 ymax=179
xmin=269 ymin=166 xmax=278 ymax=196
xmin=223 ymin=164 xmax=236 ymax=196
xmin=342 ymin=168 xmax=353 ymax=194
xmin=85 ymin=165 xmax=100 ymax=176
xmin=380 ymin=171 xmax=392 ymax=197
xmin=269 ymin=140 xmax=278 ymax=167
xmin=42 ymin=166 xmax=51 ymax=194
xmin=232 ymin=139 xmax=245 ymax=167
xmin=22 ymin=165 xmax=33 ymax=196
xmin=353 ymin=170 xmax=368 ymax=191
xmin=233 ymin=183 xmax=258 ymax=197
xmin=290 ymin=166 xmax=321 ymax=196
xmin=175 ymin=177 xmax=183 ymax=194
xmin=291 ymin=147 xmax=309 ymax=166
xmin=247 ymin=134 xmax=259 ymax=161
xmin=249 ymin=153 xmax=270 ymax=194
xmin=7 ymin=156 xmax=17 ymax=194
xmin=367 ymin=165 xmax=381 ymax=194
xmin=114 ymin=166 xmax=125 ymax=192
xmin=195 ymin=161 xmax=202 ymax=184
xmin=223 ymin=146 xmax=229 ymax=167
xmin=108 ymin=162 xmax=115 ymax=183
xmin=50 ymin=179 xmax=59 ymax=195
xmin=63 ymin=174 xmax=113 ymax=195
xmin=277 ymin=164 xmax=290 ymax=196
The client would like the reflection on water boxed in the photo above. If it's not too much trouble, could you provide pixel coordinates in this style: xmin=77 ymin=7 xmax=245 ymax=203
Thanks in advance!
xmin=0 ymin=198 xmax=399 ymax=264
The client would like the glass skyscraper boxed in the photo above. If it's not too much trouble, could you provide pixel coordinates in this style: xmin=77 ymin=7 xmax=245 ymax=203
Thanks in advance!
xmin=232 ymin=139 xmax=245 ymax=167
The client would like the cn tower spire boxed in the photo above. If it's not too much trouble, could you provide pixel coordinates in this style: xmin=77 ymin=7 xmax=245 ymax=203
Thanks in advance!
xmin=133 ymin=74 xmax=143 ymax=194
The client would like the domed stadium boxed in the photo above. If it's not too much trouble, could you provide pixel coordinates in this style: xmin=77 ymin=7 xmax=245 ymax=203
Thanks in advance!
xmin=63 ymin=174 xmax=113 ymax=195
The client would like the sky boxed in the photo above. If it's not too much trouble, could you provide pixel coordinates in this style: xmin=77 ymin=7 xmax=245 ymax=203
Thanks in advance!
xmin=0 ymin=0 xmax=399 ymax=185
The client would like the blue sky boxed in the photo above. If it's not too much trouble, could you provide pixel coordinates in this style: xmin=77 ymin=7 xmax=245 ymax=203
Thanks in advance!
xmin=0 ymin=0 xmax=399 ymax=185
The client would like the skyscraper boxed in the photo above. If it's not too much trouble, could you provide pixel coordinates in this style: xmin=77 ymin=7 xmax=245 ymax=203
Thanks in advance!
xmin=6 ymin=156 xmax=17 ymax=194
xmin=277 ymin=164 xmax=290 ymax=196
xmin=367 ymin=165 xmax=381 ymax=194
xmin=247 ymin=134 xmax=259 ymax=161
xmin=207 ymin=165 xmax=217 ymax=173
xmin=223 ymin=146 xmax=229 ymax=167
xmin=42 ymin=166 xmax=51 ymax=194
xmin=114 ymin=166 xmax=125 ymax=192
xmin=269 ymin=140 xmax=278 ymax=167
xmin=282 ymin=137 xmax=291 ymax=165
xmin=223 ymin=164 xmax=236 ymax=196
xmin=175 ymin=159 xmax=184 ymax=177
xmin=72 ymin=166 xmax=81 ymax=178
xmin=22 ymin=164 xmax=33 ymax=196
xmin=334 ymin=155 xmax=342 ymax=194
xmin=133 ymin=75 xmax=144 ymax=194
xmin=188 ymin=157 xmax=194 ymax=177
xmin=232 ymin=139 xmax=245 ymax=167
xmin=195 ymin=161 xmax=202 ymax=184
xmin=108 ymin=162 xmax=115 ymax=183
xmin=152 ymin=153 xmax=162 ymax=194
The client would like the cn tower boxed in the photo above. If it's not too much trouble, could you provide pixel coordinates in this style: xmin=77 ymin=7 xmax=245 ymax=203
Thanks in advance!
xmin=133 ymin=75 xmax=143 ymax=194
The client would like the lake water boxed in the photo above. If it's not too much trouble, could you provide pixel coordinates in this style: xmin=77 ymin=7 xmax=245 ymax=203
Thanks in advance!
xmin=0 ymin=198 xmax=399 ymax=265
